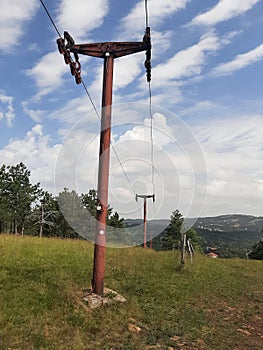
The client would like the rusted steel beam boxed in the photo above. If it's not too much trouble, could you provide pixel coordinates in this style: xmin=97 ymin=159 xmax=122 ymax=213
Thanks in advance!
xmin=70 ymin=41 xmax=149 ymax=58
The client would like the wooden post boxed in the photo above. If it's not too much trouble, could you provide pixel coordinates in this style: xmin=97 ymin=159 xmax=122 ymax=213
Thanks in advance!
xmin=181 ymin=233 xmax=186 ymax=265
xmin=40 ymin=200 xmax=44 ymax=238
xmin=187 ymin=238 xmax=193 ymax=263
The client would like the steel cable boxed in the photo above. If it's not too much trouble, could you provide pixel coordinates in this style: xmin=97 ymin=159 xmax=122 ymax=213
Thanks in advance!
xmin=38 ymin=0 xmax=141 ymax=217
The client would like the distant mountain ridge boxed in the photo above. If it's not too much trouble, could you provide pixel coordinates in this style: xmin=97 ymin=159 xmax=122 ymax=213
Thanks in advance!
xmin=125 ymin=214 xmax=263 ymax=234
xmin=192 ymin=214 xmax=263 ymax=233
xmin=191 ymin=214 xmax=263 ymax=257
xmin=124 ymin=214 xmax=263 ymax=248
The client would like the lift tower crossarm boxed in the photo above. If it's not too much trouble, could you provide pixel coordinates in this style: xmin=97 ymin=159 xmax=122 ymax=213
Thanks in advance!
xmin=67 ymin=27 xmax=151 ymax=59
xmin=70 ymin=41 xmax=149 ymax=59
xmin=136 ymin=194 xmax=155 ymax=201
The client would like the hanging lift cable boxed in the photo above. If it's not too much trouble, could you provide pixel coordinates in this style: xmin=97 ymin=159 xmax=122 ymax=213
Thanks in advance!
xmin=38 ymin=1 xmax=100 ymax=122
xmin=81 ymin=80 xmax=100 ymax=121
xmin=145 ymin=0 xmax=156 ymax=219
xmin=149 ymin=82 xmax=156 ymax=197
xmin=80 ymin=76 xmax=135 ymax=195
xmin=39 ymin=0 xmax=62 ymax=38
xmin=38 ymin=0 xmax=140 ymax=216
xmin=149 ymin=81 xmax=156 ymax=220
xmin=144 ymin=0 xmax=149 ymax=28
xmin=80 ymin=85 xmax=138 ymax=211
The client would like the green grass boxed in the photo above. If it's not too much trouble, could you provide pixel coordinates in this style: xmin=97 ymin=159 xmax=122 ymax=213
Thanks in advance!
xmin=0 ymin=234 xmax=262 ymax=350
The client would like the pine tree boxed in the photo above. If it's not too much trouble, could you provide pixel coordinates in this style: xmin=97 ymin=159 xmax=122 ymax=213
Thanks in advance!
xmin=161 ymin=209 xmax=184 ymax=250
xmin=0 ymin=163 xmax=41 ymax=234
xmin=249 ymin=239 xmax=263 ymax=260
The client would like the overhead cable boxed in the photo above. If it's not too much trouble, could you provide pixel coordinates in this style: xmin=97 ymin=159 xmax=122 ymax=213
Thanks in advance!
xmin=38 ymin=0 xmax=140 ymax=213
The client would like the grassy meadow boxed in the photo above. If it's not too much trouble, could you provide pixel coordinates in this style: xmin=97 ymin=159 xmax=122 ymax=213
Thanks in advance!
xmin=0 ymin=234 xmax=262 ymax=350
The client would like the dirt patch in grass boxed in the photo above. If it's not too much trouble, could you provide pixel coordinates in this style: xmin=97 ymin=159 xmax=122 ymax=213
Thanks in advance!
xmin=201 ymin=292 xmax=263 ymax=350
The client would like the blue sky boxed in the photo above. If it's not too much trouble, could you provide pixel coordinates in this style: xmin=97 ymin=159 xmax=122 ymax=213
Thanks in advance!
xmin=0 ymin=0 xmax=263 ymax=220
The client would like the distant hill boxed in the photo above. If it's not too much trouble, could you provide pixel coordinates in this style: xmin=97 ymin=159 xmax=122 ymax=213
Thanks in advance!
xmin=125 ymin=214 xmax=263 ymax=238
xmin=192 ymin=214 xmax=263 ymax=245
xmin=124 ymin=214 xmax=263 ymax=254
xmin=192 ymin=214 xmax=263 ymax=233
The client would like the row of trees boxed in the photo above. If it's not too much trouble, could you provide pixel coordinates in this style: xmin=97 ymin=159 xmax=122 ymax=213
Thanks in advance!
xmin=0 ymin=163 xmax=124 ymax=238
xmin=0 ymin=163 xmax=41 ymax=234
xmin=2 ymin=162 xmax=261 ymax=259
xmin=8 ymin=162 xmax=262 ymax=258
xmin=0 ymin=163 xmax=202 ymax=250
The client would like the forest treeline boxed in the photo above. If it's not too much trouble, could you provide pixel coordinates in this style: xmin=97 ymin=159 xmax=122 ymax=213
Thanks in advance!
xmin=0 ymin=162 xmax=124 ymax=239
xmin=1 ymin=162 xmax=262 ymax=258
xmin=0 ymin=162 xmax=200 ymax=248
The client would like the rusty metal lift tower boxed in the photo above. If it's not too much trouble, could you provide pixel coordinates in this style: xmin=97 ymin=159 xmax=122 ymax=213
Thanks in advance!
xmin=57 ymin=28 xmax=151 ymax=296
xmin=136 ymin=194 xmax=155 ymax=248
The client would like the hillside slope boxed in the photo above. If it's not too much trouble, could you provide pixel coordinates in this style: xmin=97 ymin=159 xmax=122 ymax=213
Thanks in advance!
xmin=0 ymin=235 xmax=262 ymax=349
xmin=192 ymin=214 xmax=263 ymax=256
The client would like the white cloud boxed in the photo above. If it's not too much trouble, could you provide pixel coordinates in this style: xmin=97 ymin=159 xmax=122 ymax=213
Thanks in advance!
xmin=147 ymin=29 xmax=240 ymax=102
xmin=28 ymin=42 xmax=41 ymax=52
xmin=0 ymin=124 xmax=60 ymax=191
xmin=22 ymin=101 xmax=45 ymax=123
xmin=194 ymin=114 xmax=263 ymax=215
xmin=120 ymin=0 xmax=191 ymax=38
xmin=0 ymin=122 xmax=100 ymax=194
xmin=0 ymin=0 xmax=39 ymax=51
xmin=48 ymin=95 xmax=100 ymax=126
xmin=151 ymin=30 xmax=173 ymax=55
xmin=54 ymin=124 xmax=99 ymax=194
xmin=57 ymin=0 xmax=109 ymax=40
xmin=153 ymin=31 xmax=222 ymax=86
xmin=25 ymin=1 xmax=185 ymax=103
xmin=117 ymin=112 xmax=173 ymax=148
xmin=3 ymin=103 xmax=262 ymax=217
xmin=109 ymin=110 xmax=207 ymax=219
xmin=25 ymin=0 xmax=109 ymax=99
xmin=26 ymin=50 xmax=91 ymax=99
xmin=114 ymin=54 xmax=143 ymax=90
xmin=0 ymin=91 xmax=15 ymax=126
xmin=26 ymin=51 xmax=69 ymax=98
xmin=114 ymin=29 xmax=173 ymax=92
xmin=191 ymin=0 xmax=260 ymax=26
xmin=197 ymin=114 xmax=263 ymax=160
xmin=35 ymin=107 xmax=207 ymax=219
xmin=212 ymin=43 xmax=263 ymax=76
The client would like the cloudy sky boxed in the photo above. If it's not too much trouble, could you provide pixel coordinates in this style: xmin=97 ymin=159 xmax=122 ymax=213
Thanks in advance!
xmin=0 ymin=0 xmax=263 ymax=221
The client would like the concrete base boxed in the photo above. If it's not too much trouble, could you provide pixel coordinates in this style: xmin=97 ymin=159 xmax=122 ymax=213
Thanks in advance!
xmin=82 ymin=287 xmax=126 ymax=309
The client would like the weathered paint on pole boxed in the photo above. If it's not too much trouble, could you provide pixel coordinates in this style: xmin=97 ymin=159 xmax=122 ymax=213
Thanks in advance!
xmin=92 ymin=55 xmax=114 ymax=296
